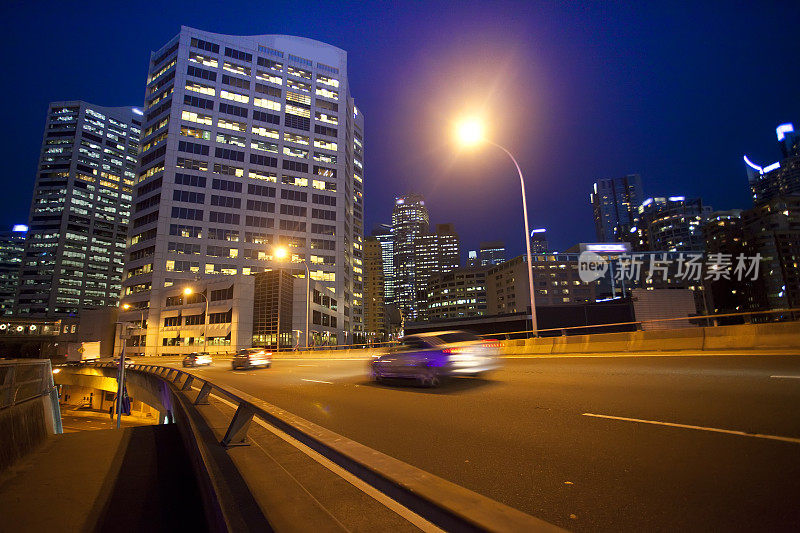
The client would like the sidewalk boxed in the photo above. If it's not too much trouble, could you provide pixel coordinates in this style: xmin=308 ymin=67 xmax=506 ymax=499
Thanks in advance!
xmin=0 ymin=425 xmax=207 ymax=533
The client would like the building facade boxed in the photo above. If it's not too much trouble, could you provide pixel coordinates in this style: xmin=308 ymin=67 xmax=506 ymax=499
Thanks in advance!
xmin=0 ymin=225 xmax=27 ymax=315
xmin=415 ymin=223 xmax=460 ymax=319
xmin=363 ymin=236 xmax=386 ymax=341
xmin=745 ymin=123 xmax=800 ymax=204
xmin=530 ymin=229 xmax=548 ymax=254
xmin=120 ymin=27 xmax=364 ymax=350
xmin=741 ymin=196 xmax=800 ymax=310
xmin=479 ymin=241 xmax=506 ymax=266
xmin=17 ymin=101 xmax=141 ymax=317
xmin=637 ymin=196 xmax=711 ymax=252
xmin=391 ymin=194 xmax=429 ymax=320
xmin=372 ymin=223 xmax=394 ymax=304
xmin=590 ymin=174 xmax=644 ymax=242
xmin=426 ymin=268 xmax=487 ymax=320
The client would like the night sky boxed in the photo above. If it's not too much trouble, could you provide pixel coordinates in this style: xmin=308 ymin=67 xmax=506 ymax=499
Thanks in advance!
xmin=2 ymin=1 xmax=799 ymax=257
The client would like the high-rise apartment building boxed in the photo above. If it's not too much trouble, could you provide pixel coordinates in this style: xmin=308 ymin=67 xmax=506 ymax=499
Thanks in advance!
xmin=16 ymin=101 xmax=141 ymax=317
xmin=479 ymin=241 xmax=506 ymax=266
xmin=120 ymin=27 xmax=364 ymax=353
xmin=637 ymin=196 xmax=711 ymax=252
xmin=0 ymin=225 xmax=27 ymax=315
xmin=590 ymin=174 xmax=644 ymax=242
xmin=372 ymin=224 xmax=394 ymax=304
xmin=363 ymin=236 xmax=386 ymax=340
xmin=391 ymin=194 xmax=429 ymax=320
xmin=744 ymin=123 xmax=800 ymax=204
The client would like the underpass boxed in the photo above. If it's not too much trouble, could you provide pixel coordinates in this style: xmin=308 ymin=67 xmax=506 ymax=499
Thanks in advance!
xmin=165 ymin=352 xmax=800 ymax=532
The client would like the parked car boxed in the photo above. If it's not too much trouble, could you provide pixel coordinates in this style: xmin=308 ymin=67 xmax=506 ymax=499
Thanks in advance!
xmin=232 ymin=348 xmax=272 ymax=370
xmin=370 ymin=331 xmax=500 ymax=386
xmin=183 ymin=352 xmax=212 ymax=367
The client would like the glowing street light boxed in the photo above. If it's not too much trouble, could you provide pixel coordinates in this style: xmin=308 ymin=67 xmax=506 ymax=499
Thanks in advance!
xmin=454 ymin=118 xmax=538 ymax=335
xmin=183 ymin=287 xmax=210 ymax=346
xmin=456 ymin=118 xmax=485 ymax=147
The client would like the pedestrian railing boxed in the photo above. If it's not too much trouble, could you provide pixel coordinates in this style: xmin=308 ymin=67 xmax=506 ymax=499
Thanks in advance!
xmin=0 ymin=359 xmax=57 ymax=410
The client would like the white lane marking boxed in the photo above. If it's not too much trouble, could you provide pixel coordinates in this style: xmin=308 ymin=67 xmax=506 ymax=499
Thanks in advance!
xmin=301 ymin=379 xmax=333 ymax=384
xmin=771 ymin=375 xmax=800 ymax=379
xmin=297 ymin=364 xmax=319 ymax=367
xmin=582 ymin=413 xmax=800 ymax=444
xmin=204 ymin=390 xmax=443 ymax=533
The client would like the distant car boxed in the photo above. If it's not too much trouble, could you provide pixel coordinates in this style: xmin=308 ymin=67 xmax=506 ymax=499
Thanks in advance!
xmin=183 ymin=352 xmax=212 ymax=367
xmin=232 ymin=348 xmax=272 ymax=370
xmin=112 ymin=356 xmax=134 ymax=368
xmin=370 ymin=331 xmax=500 ymax=387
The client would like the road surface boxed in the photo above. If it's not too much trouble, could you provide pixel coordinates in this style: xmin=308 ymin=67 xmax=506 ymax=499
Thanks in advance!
xmin=166 ymin=353 xmax=800 ymax=531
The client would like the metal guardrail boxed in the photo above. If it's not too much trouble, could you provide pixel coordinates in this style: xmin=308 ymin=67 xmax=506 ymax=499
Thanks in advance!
xmin=0 ymin=359 xmax=56 ymax=410
xmin=88 ymin=361 xmax=563 ymax=532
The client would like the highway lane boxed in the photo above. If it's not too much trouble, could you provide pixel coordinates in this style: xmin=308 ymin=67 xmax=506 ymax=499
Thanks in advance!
xmin=172 ymin=354 xmax=800 ymax=532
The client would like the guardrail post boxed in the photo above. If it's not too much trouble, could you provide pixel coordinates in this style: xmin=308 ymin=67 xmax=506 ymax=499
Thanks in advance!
xmin=181 ymin=375 xmax=195 ymax=391
xmin=172 ymin=372 xmax=183 ymax=384
xmin=221 ymin=403 xmax=255 ymax=447
xmin=194 ymin=382 xmax=212 ymax=405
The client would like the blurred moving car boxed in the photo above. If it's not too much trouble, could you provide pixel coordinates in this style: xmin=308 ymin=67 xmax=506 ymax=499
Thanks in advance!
xmin=232 ymin=348 xmax=272 ymax=370
xmin=370 ymin=330 xmax=500 ymax=386
xmin=112 ymin=356 xmax=134 ymax=367
xmin=183 ymin=352 xmax=212 ymax=367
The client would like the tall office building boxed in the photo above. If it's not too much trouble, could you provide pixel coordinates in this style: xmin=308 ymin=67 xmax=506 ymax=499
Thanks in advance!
xmin=744 ymin=123 xmax=800 ymax=204
xmin=637 ymin=196 xmax=711 ymax=252
xmin=416 ymin=223 xmax=460 ymax=318
xmin=120 ymin=27 xmax=364 ymax=353
xmin=529 ymin=229 xmax=549 ymax=254
xmin=372 ymin=224 xmax=394 ymax=304
xmin=363 ymin=236 xmax=386 ymax=340
xmin=16 ymin=101 xmax=140 ymax=317
xmin=391 ymin=194 xmax=429 ymax=320
xmin=590 ymin=174 xmax=644 ymax=242
xmin=0 ymin=225 xmax=27 ymax=315
xmin=479 ymin=241 xmax=506 ymax=266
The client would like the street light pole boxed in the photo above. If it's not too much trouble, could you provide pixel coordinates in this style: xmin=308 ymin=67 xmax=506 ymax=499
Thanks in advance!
xmin=486 ymin=140 xmax=538 ymax=336
xmin=183 ymin=288 xmax=209 ymax=349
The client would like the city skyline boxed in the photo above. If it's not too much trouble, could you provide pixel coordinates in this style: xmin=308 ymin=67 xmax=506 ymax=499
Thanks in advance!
xmin=3 ymin=2 xmax=799 ymax=256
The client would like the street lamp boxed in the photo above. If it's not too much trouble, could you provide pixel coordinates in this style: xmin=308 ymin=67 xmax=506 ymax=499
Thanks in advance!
xmin=121 ymin=303 xmax=146 ymax=355
xmin=273 ymin=245 xmax=311 ymax=350
xmin=183 ymin=287 xmax=209 ymax=349
xmin=455 ymin=118 xmax=538 ymax=336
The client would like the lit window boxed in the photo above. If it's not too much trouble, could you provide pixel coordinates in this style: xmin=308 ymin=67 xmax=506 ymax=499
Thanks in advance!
xmin=218 ymin=119 xmax=247 ymax=132
xmin=185 ymin=82 xmax=215 ymax=96
xmin=252 ymin=126 xmax=279 ymax=139
xmin=220 ymin=90 xmax=249 ymax=103
xmin=253 ymin=98 xmax=281 ymax=111
xmin=284 ymin=132 xmax=309 ymax=145
xmin=181 ymin=110 xmax=212 ymax=126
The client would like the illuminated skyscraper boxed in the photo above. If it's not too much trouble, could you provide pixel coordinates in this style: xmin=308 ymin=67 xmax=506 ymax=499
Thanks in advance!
xmin=744 ymin=123 xmax=800 ymax=204
xmin=16 ymin=101 xmax=141 ymax=316
xmin=529 ymin=230 xmax=548 ymax=254
xmin=392 ymin=194 xmax=429 ymax=320
xmin=0 ymin=225 xmax=27 ymax=315
xmin=372 ymin=224 xmax=394 ymax=303
xmin=637 ymin=196 xmax=711 ymax=252
xmin=120 ymin=27 xmax=364 ymax=353
xmin=416 ymin=223 xmax=460 ymax=318
xmin=590 ymin=174 xmax=643 ymax=242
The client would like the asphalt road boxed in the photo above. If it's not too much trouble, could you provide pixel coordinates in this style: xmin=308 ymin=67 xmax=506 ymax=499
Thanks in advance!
xmin=170 ymin=353 xmax=800 ymax=532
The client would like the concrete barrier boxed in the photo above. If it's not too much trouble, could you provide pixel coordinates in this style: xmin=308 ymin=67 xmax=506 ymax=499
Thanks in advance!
xmin=498 ymin=320 xmax=800 ymax=357
xmin=0 ymin=397 xmax=49 ymax=473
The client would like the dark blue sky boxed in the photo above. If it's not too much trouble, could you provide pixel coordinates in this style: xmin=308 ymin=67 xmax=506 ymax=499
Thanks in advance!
xmin=2 ymin=1 xmax=798 ymax=256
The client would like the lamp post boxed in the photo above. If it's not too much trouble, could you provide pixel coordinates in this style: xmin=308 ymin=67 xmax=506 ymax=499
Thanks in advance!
xmin=274 ymin=246 xmax=311 ymax=350
xmin=183 ymin=288 xmax=209 ymax=349
xmin=456 ymin=119 xmax=538 ymax=336
xmin=121 ymin=303 xmax=146 ymax=355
